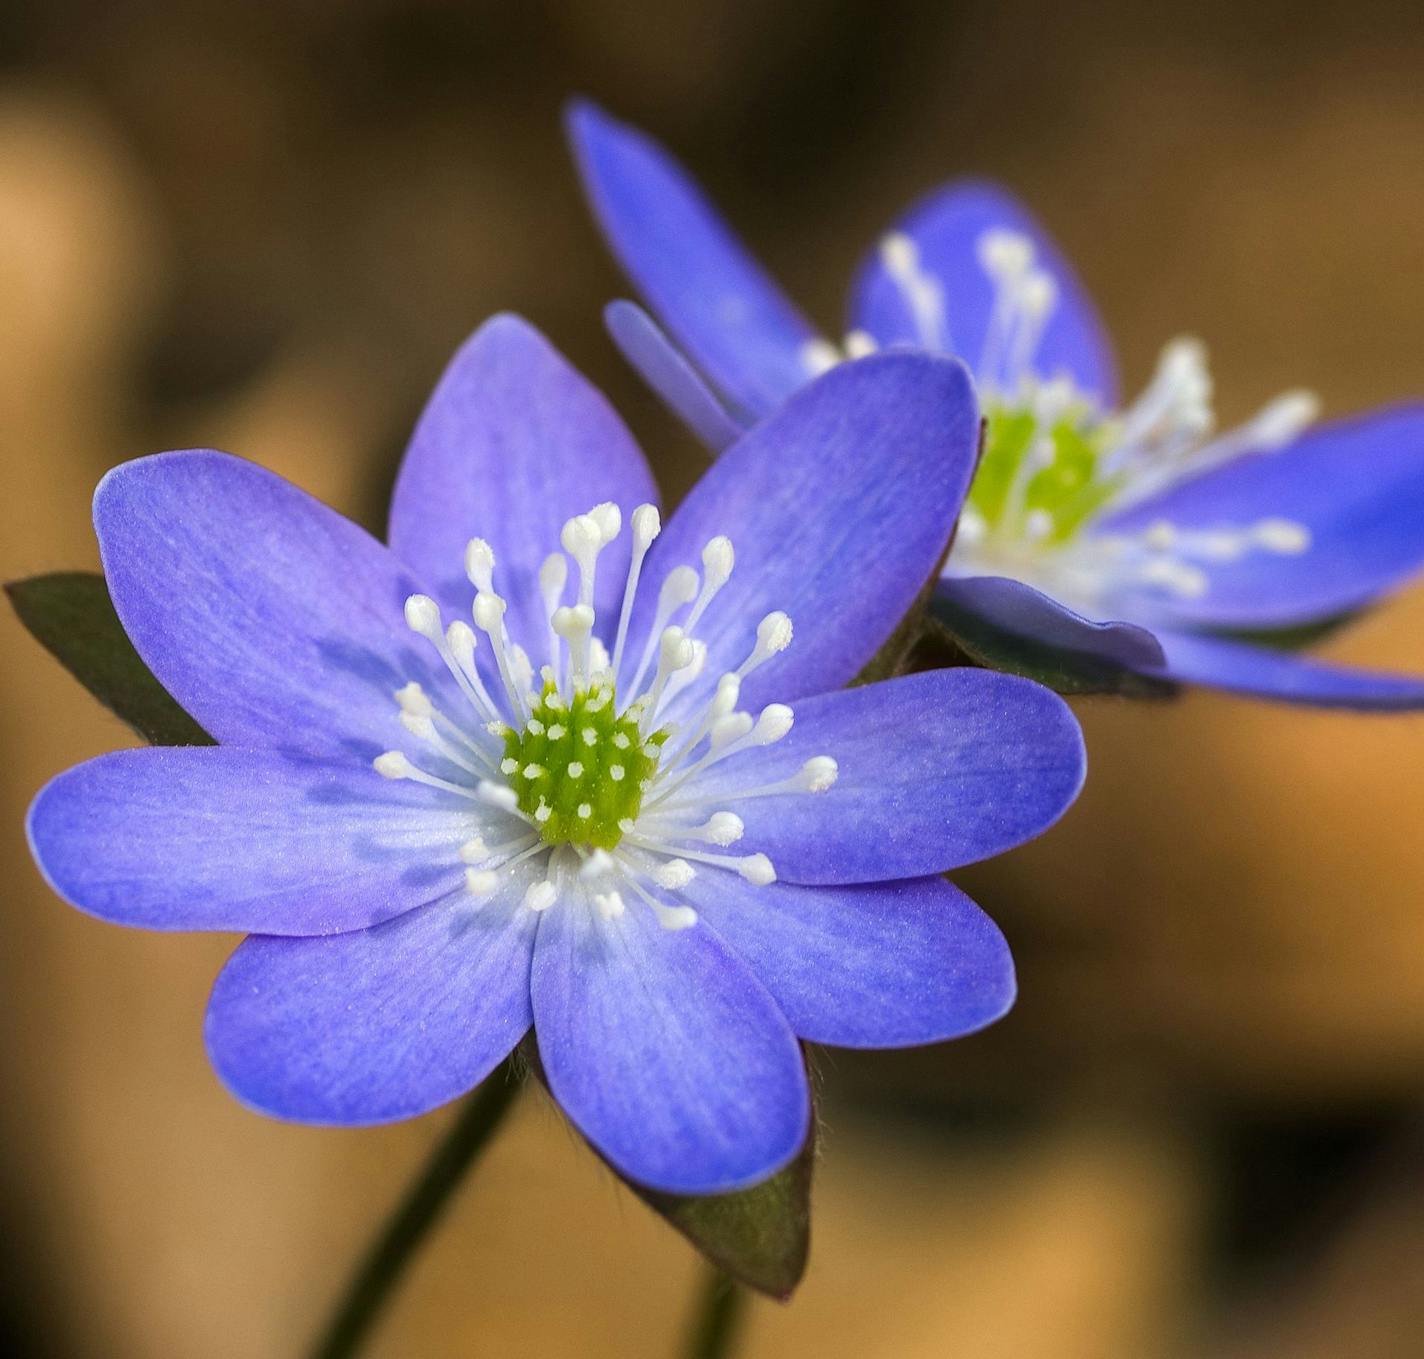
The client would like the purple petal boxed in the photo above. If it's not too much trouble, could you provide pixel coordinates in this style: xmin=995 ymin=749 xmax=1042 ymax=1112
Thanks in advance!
xmin=633 ymin=353 xmax=979 ymax=721
xmin=937 ymin=574 xmax=1167 ymax=670
xmin=682 ymin=669 xmax=1084 ymax=883
xmin=28 ymin=747 xmax=473 ymax=935
xmin=389 ymin=314 xmax=659 ymax=647
xmin=683 ymin=872 xmax=1015 ymax=1048
xmin=1101 ymin=405 xmax=1424 ymax=629
xmin=849 ymin=179 xmax=1118 ymax=405
xmin=532 ymin=896 xmax=809 ymax=1193
xmin=567 ymin=100 xmax=817 ymax=420
xmin=605 ymin=301 xmax=746 ymax=453
xmin=206 ymin=888 xmax=536 ymax=1124
xmin=1149 ymin=628 xmax=1424 ymax=710
xmin=96 ymin=450 xmax=452 ymax=759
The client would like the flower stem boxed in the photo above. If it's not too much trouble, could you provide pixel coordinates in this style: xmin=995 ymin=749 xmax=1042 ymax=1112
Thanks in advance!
xmin=682 ymin=1267 xmax=745 ymax=1359
xmin=307 ymin=1059 xmax=521 ymax=1359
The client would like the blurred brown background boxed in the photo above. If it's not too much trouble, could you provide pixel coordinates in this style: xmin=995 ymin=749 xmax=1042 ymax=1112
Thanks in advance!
xmin=4 ymin=1 xmax=1424 ymax=1355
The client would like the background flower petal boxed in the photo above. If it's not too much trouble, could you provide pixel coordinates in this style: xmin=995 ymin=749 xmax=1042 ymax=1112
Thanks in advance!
xmin=936 ymin=574 xmax=1167 ymax=670
xmin=1101 ymin=405 xmax=1424 ymax=629
xmin=389 ymin=313 xmax=659 ymax=647
xmin=678 ymin=668 xmax=1084 ymax=883
xmin=27 ymin=746 xmax=473 ymax=935
xmin=95 ymin=450 xmax=454 ymax=759
xmin=849 ymin=178 xmax=1118 ymax=405
xmin=205 ymin=887 xmax=536 ymax=1124
xmin=532 ymin=895 xmax=809 ymax=1194
xmin=1147 ymin=628 xmax=1424 ymax=709
xmin=604 ymin=300 xmax=745 ymax=453
xmin=633 ymin=353 xmax=979 ymax=720
xmin=567 ymin=99 xmax=818 ymax=420
xmin=683 ymin=873 xmax=1015 ymax=1048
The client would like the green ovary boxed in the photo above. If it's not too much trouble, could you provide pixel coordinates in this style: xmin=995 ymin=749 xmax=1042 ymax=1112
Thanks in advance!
xmin=966 ymin=401 xmax=1123 ymax=545
xmin=502 ymin=680 xmax=667 ymax=850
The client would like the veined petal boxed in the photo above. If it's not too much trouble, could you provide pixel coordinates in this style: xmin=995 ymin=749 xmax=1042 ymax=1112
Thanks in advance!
xmin=633 ymin=353 xmax=979 ymax=719
xmin=605 ymin=301 xmax=745 ymax=453
xmin=532 ymin=893 xmax=809 ymax=1194
xmin=1148 ymin=628 xmax=1424 ymax=710
xmin=677 ymin=669 xmax=1084 ymax=884
xmin=935 ymin=574 xmax=1167 ymax=671
xmin=389 ymin=314 xmax=659 ymax=646
xmin=567 ymin=99 xmax=818 ymax=420
xmin=27 ymin=747 xmax=472 ymax=935
xmin=683 ymin=873 xmax=1015 ymax=1048
xmin=206 ymin=886 xmax=537 ymax=1124
xmin=95 ymin=450 xmax=453 ymax=759
xmin=1101 ymin=405 xmax=1424 ymax=629
xmin=849 ymin=179 xmax=1118 ymax=405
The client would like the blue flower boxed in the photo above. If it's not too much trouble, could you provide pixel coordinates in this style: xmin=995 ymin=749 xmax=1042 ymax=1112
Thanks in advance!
xmin=568 ymin=101 xmax=1424 ymax=709
xmin=26 ymin=315 xmax=1085 ymax=1194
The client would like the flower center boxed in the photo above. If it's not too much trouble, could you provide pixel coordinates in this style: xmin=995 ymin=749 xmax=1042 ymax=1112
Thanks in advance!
xmin=501 ymin=678 xmax=667 ymax=849
xmin=370 ymin=499 xmax=837 ymax=931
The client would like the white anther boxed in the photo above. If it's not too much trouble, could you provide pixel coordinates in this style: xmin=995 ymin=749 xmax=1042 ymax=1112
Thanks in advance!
xmin=446 ymin=620 xmax=478 ymax=670
xmin=476 ymin=780 xmax=520 ymax=811
xmin=395 ymin=681 xmax=432 ymax=717
xmin=710 ymin=711 xmax=755 ymax=752
xmin=373 ymin=751 xmax=412 ymax=779
xmin=552 ymin=603 xmax=596 ymax=682
xmin=738 ymin=854 xmax=777 ymax=885
xmin=654 ymin=903 xmax=698 ymax=931
xmin=539 ymin=552 xmax=567 ymax=603
xmin=590 ymin=501 xmax=622 ymax=545
xmin=801 ymin=756 xmax=839 ymax=792
xmin=751 ymin=703 xmax=794 ymax=745
xmin=472 ymin=592 xmax=507 ymax=634
xmin=703 ymin=812 xmax=745 ymax=844
xmin=579 ymin=849 xmax=615 ymax=880
xmin=1139 ymin=557 xmax=1209 ymax=598
xmin=464 ymin=538 xmax=496 ymax=593
xmin=880 ymin=231 xmax=920 ymax=278
xmin=1253 ymin=518 xmax=1311 ymax=554
xmin=1142 ymin=520 xmax=1177 ymax=552
xmin=1024 ymin=509 xmax=1054 ymax=543
xmin=1017 ymin=270 xmax=1058 ymax=319
xmin=631 ymin=503 xmax=661 ymax=551
xmin=658 ymin=565 xmax=699 ymax=614
xmin=652 ymin=859 xmax=696 ymax=889
xmin=701 ymin=536 xmax=735 ymax=590
xmin=459 ymin=838 xmax=489 ymax=863
xmin=399 ymin=711 xmax=436 ymax=741
xmin=978 ymin=228 xmax=1034 ymax=280
xmin=523 ymin=881 xmax=557 ymax=912
xmin=560 ymin=512 xmax=603 ymax=561
xmin=756 ymin=611 xmax=793 ymax=654
xmin=593 ymin=890 xmax=626 ymax=920
xmin=845 ymin=330 xmax=879 ymax=359
xmin=955 ymin=509 xmax=986 ymax=547
xmin=403 ymin=594 xmax=442 ymax=639
xmin=465 ymin=868 xmax=499 ymax=897
xmin=800 ymin=338 xmax=841 ymax=377
xmin=1250 ymin=391 xmax=1319 ymax=449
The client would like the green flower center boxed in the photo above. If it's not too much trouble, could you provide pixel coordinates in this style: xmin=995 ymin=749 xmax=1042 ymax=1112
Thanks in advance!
xmin=967 ymin=400 xmax=1121 ymax=546
xmin=501 ymin=679 xmax=668 ymax=850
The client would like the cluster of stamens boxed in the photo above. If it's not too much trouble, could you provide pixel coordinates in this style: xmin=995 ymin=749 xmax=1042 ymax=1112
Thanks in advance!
xmin=800 ymin=226 xmax=1319 ymax=614
xmin=372 ymin=499 xmax=837 ymax=931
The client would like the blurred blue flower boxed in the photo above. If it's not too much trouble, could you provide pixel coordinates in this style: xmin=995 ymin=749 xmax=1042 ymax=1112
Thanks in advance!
xmin=27 ymin=315 xmax=1084 ymax=1194
xmin=569 ymin=101 xmax=1424 ymax=708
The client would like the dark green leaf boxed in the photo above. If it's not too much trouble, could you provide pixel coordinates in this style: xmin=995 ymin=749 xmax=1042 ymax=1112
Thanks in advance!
xmin=6 ymin=571 xmax=214 ymax=745
xmin=926 ymin=593 xmax=1178 ymax=699
xmin=629 ymin=1118 xmax=814 ymax=1301
xmin=520 ymin=1036 xmax=814 ymax=1299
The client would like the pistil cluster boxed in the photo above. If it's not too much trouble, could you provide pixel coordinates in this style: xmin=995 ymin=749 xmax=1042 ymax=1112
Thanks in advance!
xmin=372 ymin=499 xmax=836 ymax=930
